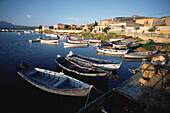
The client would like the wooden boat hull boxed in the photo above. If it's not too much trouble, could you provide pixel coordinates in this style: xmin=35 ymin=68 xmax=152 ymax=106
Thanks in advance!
xmin=97 ymin=47 xmax=129 ymax=55
xmin=17 ymin=66 xmax=92 ymax=96
xmin=55 ymin=58 xmax=110 ymax=79
xmin=124 ymin=51 xmax=157 ymax=59
xmin=66 ymin=54 xmax=121 ymax=70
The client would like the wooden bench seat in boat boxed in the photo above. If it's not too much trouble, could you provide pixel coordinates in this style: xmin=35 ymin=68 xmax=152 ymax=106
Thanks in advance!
xmin=53 ymin=78 xmax=69 ymax=88
xmin=25 ymin=69 xmax=38 ymax=76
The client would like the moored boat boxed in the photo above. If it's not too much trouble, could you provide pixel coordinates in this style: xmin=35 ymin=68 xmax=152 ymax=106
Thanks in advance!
xmin=17 ymin=63 xmax=93 ymax=97
xmin=68 ymin=38 xmax=89 ymax=44
xmin=63 ymin=42 xmax=88 ymax=47
xmin=58 ymin=34 xmax=68 ymax=39
xmin=97 ymin=47 xmax=129 ymax=55
xmin=124 ymin=51 xmax=158 ymax=59
xmin=55 ymin=55 xmax=111 ymax=78
xmin=29 ymin=38 xmax=40 ymax=43
xmin=66 ymin=51 xmax=122 ymax=70
xmin=40 ymin=38 xmax=58 ymax=43
xmin=88 ymin=38 xmax=101 ymax=43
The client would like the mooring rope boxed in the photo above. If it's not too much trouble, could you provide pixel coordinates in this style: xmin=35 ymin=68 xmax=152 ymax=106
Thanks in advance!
xmin=85 ymin=90 xmax=91 ymax=106
xmin=93 ymin=86 xmax=103 ymax=93
xmin=84 ymin=86 xmax=103 ymax=106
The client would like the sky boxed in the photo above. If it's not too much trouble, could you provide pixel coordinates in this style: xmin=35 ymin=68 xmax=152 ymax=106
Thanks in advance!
xmin=0 ymin=0 xmax=170 ymax=26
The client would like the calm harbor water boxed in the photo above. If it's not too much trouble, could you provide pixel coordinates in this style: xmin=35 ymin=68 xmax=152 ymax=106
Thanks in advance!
xmin=1 ymin=32 xmax=141 ymax=113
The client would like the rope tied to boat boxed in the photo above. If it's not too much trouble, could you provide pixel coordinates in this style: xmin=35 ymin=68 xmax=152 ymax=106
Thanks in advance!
xmin=85 ymin=90 xmax=91 ymax=106
xmin=84 ymin=86 xmax=103 ymax=106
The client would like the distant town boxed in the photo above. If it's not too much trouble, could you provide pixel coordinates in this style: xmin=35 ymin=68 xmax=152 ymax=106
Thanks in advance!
xmin=32 ymin=15 xmax=170 ymax=35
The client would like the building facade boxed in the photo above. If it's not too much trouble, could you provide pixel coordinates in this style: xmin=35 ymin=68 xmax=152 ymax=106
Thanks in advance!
xmin=42 ymin=26 xmax=50 ymax=31
xmin=53 ymin=23 xmax=65 ymax=29
xmin=94 ymin=19 xmax=121 ymax=33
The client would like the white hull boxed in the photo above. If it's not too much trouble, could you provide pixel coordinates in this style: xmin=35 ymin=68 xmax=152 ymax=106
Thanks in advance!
xmin=88 ymin=39 xmax=101 ymax=43
xmin=97 ymin=47 xmax=129 ymax=55
xmin=68 ymin=39 xmax=88 ymax=44
xmin=63 ymin=42 xmax=88 ymax=46
xmin=40 ymin=39 xmax=58 ymax=43
xmin=45 ymin=34 xmax=58 ymax=37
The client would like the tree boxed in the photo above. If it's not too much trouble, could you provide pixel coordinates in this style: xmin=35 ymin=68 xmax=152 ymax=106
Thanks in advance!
xmin=49 ymin=26 xmax=53 ymax=29
xmin=148 ymin=26 xmax=157 ymax=36
xmin=38 ymin=25 xmax=42 ymax=29
xmin=64 ymin=25 xmax=69 ymax=29
xmin=103 ymin=26 xmax=110 ymax=33
xmin=134 ymin=26 xmax=140 ymax=38
xmin=93 ymin=21 xmax=97 ymax=26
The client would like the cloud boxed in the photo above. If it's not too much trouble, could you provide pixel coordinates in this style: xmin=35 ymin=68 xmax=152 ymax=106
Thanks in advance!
xmin=26 ymin=14 xmax=32 ymax=19
xmin=63 ymin=17 xmax=80 ymax=21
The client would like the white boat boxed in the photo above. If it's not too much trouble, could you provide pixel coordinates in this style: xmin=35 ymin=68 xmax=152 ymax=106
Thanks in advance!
xmin=45 ymin=34 xmax=53 ymax=36
xmin=63 ymin=42 xmax=88 ymax=47
xmin=58 ymin=34 xmax=68 ymax=39
xmin=40 ymin=38 xmax=58 ymax=43
xmin=112 ymin=43 xmax=127 ymax=49
xmin=18 ymin=32 xmax=24 ymax=35
xmin=45 ymin=34 xmax=58 ymax=38
xmin=97 ymin=47 xmax=129 ymax=55
xmin=110 ymin=37 xmax=124 ymax=43
xmin=66 ymin=51 xmax=122 ymax=70
xmin=70 ymin=36 xmax=83 ymax=40
xmin=50 ymin=34 xmax=58 ymax=37
xmin=88 ymin=39 xmax=101 ymax=43
xmin=17 ymin=63 xmax=93 ymax=96
xmin=24 ymin=31 xmax=30 ymax=33
xmin=68 ymin=38 xmax=89 ymax=44
xmin=29 ymin=39 xmax=40 ymax=43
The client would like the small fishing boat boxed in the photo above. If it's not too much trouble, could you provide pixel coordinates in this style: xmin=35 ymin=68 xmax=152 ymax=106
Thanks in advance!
xmin=70 ymin=36 xmax=83 ymax=40
xmin=63 ymin=42 xmax=88 ymax=47
xmin=109 ymin=37 xmax=124 ymax=43
xmin=18 ymin=32 xmax=24 ymax=35
xmin=17 ymin=63 xmax=93 ymax=97
xmin=97 ymin=47 xmax=129 ymax=55
xmin=55 ymin=55 xmax=111 ymax=78
xmin=112 ymin=43 xmax=128 ymax=49
xmin=124 ymin=51 xmax=158 ymax=59
xmin=58 ymin=34 xmax=68 ymax=39
xmin=68 ymin=38 xmax=89 ymax=44
xmin=40 ymin=38 xmax=58 ymax=43
xmin=88 ymin=38 xmax=101 ymax=43
xmin=66 ymin=51 xmax=122 ymax=70
xmin=45 ymin=34 xmax=58 ymax=38
xmin=29 ymin=38 xmax=40 ymax=43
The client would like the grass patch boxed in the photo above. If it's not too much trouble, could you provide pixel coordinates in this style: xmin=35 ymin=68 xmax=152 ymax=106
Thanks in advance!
xmin=81 ymin=33 xmax=132 ymax=40
xmin=142 ymin=41 xmax=170 ymax=51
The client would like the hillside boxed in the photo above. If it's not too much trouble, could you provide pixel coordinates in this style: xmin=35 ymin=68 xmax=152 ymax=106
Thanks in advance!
xmin=115 ymin=15 xmax=146 ymax=22
xmin=0 ymin=21 xmax=37 ymax=29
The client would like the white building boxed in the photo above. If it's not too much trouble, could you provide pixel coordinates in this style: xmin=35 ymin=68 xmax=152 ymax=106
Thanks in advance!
xmin=109 ymin=21 xmax=144 ymax=32
xmin=42 ymin=26 xmax=50 ymax=31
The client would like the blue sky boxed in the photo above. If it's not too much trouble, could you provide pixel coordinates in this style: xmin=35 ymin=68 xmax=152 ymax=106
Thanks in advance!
xmin=0 ymin=0 xmax=170 ymax=26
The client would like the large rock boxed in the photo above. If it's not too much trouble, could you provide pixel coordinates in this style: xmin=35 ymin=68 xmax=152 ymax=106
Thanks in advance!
xmin=141 ymin=63 xmax=156 ymax=78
